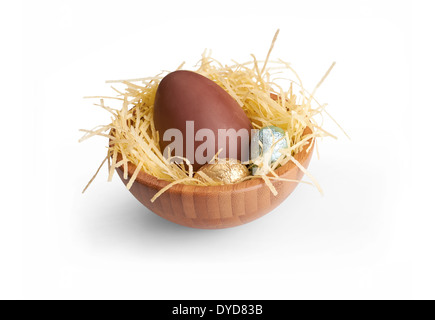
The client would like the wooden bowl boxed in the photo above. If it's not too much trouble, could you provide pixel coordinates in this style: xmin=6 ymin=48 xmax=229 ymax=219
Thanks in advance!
xmin=115 ymin=127 xmax=314 ymax=229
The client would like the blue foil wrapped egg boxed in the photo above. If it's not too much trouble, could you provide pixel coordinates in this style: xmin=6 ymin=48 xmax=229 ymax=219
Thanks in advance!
xmin=251 ymin=125 xmax=288 ymax=175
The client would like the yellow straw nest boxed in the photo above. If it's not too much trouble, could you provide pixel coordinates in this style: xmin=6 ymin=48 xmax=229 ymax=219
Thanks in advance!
xmin=80 ymin=30 xmax=345 ymax=201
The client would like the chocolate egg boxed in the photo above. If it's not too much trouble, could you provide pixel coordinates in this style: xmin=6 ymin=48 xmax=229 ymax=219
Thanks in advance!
xmin=194 ymin=159 xmax=250 ymax=185
xmin=251 ymin=125 xmax=289 ymax=175
xmin=154 ymin=70 xmax=252 ymax=171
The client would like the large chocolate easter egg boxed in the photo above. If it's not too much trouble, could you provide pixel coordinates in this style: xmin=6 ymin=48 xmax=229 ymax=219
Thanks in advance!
xmin=154 ymin=70 xmax=252 ymax=171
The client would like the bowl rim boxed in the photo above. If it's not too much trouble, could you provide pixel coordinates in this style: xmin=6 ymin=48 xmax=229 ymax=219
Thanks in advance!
xmin=115 ymin=126 xmax=314 ymax=194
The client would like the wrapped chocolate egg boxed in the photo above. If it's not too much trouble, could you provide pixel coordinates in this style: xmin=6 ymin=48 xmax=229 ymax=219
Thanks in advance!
xmin=251 ymin=125 xmax=288 ymax=175
xmin=194 ymin=159 xmax=249 ymax=184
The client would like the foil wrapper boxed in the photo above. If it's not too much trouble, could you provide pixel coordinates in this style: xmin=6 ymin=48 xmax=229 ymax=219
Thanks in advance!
xmin=251 ymin=125 xmax=288 ymax=175
xmin=194 ymin=159 xmax=249 ymax=184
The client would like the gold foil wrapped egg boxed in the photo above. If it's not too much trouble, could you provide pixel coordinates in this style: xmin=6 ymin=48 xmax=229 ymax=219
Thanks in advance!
xmin=194 ymin=159 xmax=249 ymax=185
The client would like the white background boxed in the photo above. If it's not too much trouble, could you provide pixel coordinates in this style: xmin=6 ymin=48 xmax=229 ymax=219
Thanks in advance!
xmin=1 ymin=0 xmax=434 ymax=299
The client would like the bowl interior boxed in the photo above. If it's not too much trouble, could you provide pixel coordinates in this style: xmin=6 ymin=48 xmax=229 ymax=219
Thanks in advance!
xmin=117 ymin=126 xmax=313 ymax=194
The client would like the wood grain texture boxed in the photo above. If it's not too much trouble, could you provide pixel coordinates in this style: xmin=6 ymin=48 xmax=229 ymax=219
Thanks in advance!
xmin=115 ymin=127 xmax=314 ymax=229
